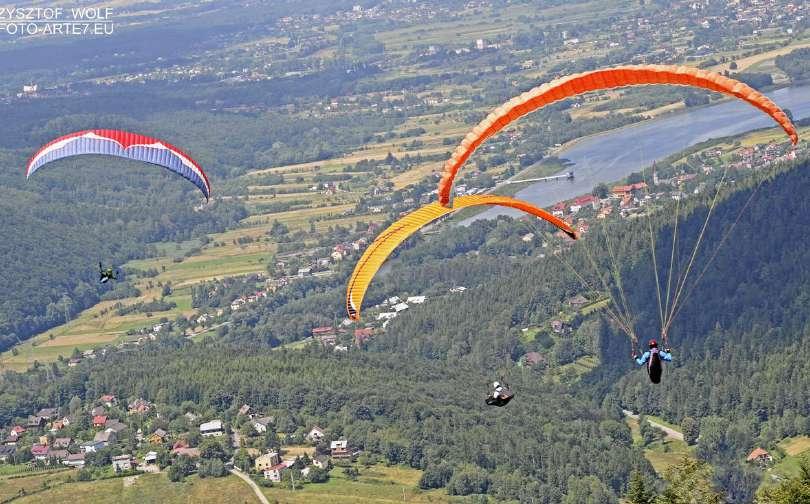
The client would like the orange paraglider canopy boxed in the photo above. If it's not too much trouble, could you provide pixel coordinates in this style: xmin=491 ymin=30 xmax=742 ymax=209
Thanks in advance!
xmin=438 ymin=64 xmax=798 ymax=206
xmin=346 ymin=194 xmax=576 ymax=320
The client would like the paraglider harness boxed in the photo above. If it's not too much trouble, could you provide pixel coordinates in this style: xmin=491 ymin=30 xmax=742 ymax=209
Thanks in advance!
xmin=647 ymin=346 xmax=663 ymax=384
xmin=485 ymin=381 xmax=514 ymax=407
xmin=99 ymin=262 xmax=118 ymax=284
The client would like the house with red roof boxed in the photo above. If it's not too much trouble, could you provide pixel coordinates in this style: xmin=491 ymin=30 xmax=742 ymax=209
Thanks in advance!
xmin=263 ymin=463 xmax=287 ymax=482
xmin=612 ymin=182 xmax=648 ymax=198
xmin=354 ymin=328 xmax=374 ymax=346
xmin=570 ymin=194 xmax=598 ymax=213
xmin=92 ymin=415 xmax=108 ymax=428
xmin=31 ymin=444 xmax=49 ymax=461
xmin=746 ymin=448 xmax=772 ymax=465
xmin=311 ymin=326 xmax=335 ymax=337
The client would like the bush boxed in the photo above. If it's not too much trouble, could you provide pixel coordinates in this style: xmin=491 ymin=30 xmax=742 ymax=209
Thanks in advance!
xmin=343 ymin=466 xmax=359 ymax=481
xmin=199 ymin=458 xmax=227 ymax=478
xmin=308 ymin=467 xmax=329 ymax=483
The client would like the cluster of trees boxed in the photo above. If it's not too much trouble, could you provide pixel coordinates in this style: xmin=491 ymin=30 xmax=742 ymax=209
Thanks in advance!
xmin=776 ymin=48 xmax=810 ymax=83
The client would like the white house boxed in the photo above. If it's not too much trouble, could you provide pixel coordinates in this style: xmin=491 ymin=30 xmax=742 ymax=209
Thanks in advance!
xmin=252 ymin=417 xmax=273 ymax=434
xmin=200 ymin=420 xmax=224 ymax=437
xmin=263 ymin=463 xmax=286 ymax=482
xmin=406 ymin=296 xmax=426 ymax=304
xmin=111 ymin=454 xmax=133 ymax=472
xmin=63 ymin=452 xmax=85 ymax=468
xmin=330 ymin=439 xmax=351 ymax=459
xmin=307 ymin=426 xmax=325 ymax=442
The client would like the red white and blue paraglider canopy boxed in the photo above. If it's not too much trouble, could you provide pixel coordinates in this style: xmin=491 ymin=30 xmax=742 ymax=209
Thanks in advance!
xmin=26 ymin=129 xmax=211 ymax=200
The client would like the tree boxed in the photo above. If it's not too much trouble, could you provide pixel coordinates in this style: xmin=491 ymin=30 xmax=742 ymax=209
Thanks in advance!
xmin=681 ymin=417 xmax=699 ymax=446
xmin=199 ymin=438 xmax=227 ymax=461
xmin=447 ymin=464 xmax=490 ymax=496
xmin=420 ymin=463 xmax=453 ymax=489
xmin=657 ymin=458 xmax=724 ymax=504
xmin=626 ymin=470 xmax=654 ymax=504
xmin=639 ymin=417 xmax=664 ymax=446
xmin=68 ymin=395 xmax=82 ymax=415
xmin=168 ymin=455 xmax=196 ymax=482
xmin=199 ymin=458 xmax=227 ymax=478
xmin=563 ymin=475 xmax=616 ymax=504
xmin=696 ymin=416 xmax=729 ymax=461
xmin=234 ymin=448 xmax=253 ymax=473
xmin=343 ymin=466 xmax=359 ymax=481
xmin=592 ymin=183 xmax=610 ymax=199
xmin=308 ymin=467 xmax=329 ymax=483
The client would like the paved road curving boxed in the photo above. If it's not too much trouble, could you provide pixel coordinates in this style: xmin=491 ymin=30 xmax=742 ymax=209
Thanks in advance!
xmin=623 ymin=409 xmax=684 ymax=442
xmin=230 ymin=468 xmax=270 ymax=504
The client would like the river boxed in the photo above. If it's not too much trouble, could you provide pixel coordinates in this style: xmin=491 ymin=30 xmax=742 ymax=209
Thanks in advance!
xmin=464 ymin=84 xmax=810 ymax=222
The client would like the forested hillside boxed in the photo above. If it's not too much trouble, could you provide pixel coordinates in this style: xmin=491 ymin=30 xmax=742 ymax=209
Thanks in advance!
xmin=373 ymin=158 xmax=810 ymax=502
xmin=0 ymin=151 xmax=246 ymax=351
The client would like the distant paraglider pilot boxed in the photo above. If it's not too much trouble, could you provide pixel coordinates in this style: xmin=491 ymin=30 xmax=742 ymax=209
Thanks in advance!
xmin=633 ymin=339 xmax=672 ymax=384
xmin=99 ymin=262 xmax=118 ymax=284
xmin=485 ymin=381 xmax=514 ymax=407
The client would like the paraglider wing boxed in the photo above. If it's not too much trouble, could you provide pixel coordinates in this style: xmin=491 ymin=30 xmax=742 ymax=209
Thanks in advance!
xmin=346 ymin=194 xmax=576 ymax=320
xmin=438 ymin=64 xmax=799 ymax=206
xmin=27 ymin=129 xmax=211 ymax=200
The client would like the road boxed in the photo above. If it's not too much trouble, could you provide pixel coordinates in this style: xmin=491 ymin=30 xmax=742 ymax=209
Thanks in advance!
xmin=623 ymin=409 xmax=684 ymax=442
xmin=184 ymin=321 xmax=231 ymax=340
xmin=230 ymin=468 xmax=270 ymax=504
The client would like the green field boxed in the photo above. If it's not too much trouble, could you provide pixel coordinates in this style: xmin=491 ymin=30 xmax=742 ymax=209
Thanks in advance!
xmin=13 ymin=473 xmax=257 ymax=504
xmin=625 ymin=416 xmax=692 ymax=475
xmin=260 ymin=464 xmax=451 ymax=504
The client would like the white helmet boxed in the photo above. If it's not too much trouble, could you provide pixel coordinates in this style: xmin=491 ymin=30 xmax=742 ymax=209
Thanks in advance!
xmin=493 ymin=381 xmax=500 ymax=388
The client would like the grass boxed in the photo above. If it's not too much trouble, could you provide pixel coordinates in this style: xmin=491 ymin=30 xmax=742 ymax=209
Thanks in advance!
xmin=0 ymin=470 xmax=72 ymax=502
xmin=282 ymin=445 xmax=316 ymax=458
xmin=625 ymin=416 xmax=692 ymax=475
xmin=579 ymin=298 xmax=611 ymax=315
xmin=275 ymin=338 xmax=315 ymax=351
xmin=644 ymin=439 xmax=691 ymax=475
xmin=14 ymin=473 xmax=257 ymax=504
xmin=260 ymin=464 xmax=451 ymax=504
xmin=560 ymin=355 xmax=599 ymax=375
xmin=519 ymin=327 xmax=539 ymax=344
xmin=779 ymin=436 xmax=810 ymax=457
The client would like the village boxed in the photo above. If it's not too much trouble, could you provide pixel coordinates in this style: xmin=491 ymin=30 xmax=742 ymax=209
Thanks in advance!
xmin=0 ymin=395 xmax=364 ymax=487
